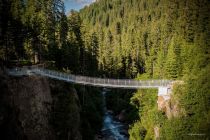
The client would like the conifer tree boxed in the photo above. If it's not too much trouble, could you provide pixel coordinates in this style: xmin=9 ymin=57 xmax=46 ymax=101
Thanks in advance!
xmin=165 ymin=37 xmax=179 ymax=79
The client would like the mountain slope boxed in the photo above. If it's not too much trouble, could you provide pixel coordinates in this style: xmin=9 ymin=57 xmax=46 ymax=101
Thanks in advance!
xmin=79 ymin=0 xmax=210 ymax=139
xmin=80 ymin=0 xmax=209 ymax=79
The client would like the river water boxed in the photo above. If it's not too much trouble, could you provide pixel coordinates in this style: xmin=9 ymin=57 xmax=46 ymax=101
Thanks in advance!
xmin=100 ymin=90 xmax=128 ymax=140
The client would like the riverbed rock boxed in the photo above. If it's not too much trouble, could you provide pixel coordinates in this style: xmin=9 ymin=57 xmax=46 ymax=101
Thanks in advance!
xmin=117 ymin=110 xmax=126 ymax=122
xmin=107 ymin=110 xmax=114 ymax=115
xmin=120 ymin=129 xmax=129 ymax=137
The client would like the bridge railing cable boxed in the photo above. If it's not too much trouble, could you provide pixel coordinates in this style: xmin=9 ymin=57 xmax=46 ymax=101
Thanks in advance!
xmin=8 ymin=67 xmax=173 ymax=88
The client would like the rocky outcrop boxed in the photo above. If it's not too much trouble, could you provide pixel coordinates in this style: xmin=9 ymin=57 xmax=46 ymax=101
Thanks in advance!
xmin=157 ymin=82 xmax=184 ymax=119
xmin=116 ymin=110 xmax=126 ymax=122
xmin=154 ymin=126 xmax=160 ymax=140
xmin=0 ymin=69 xmax=82 ymax=140
xmin=157 ymin=96 xmax=180 ymax=119
xmin=157 ymin=96 xmax=168 ymax=111
xmin=6 ymin=75 xmax=54 ymax=140
xmin=155 ymin=82 xmax=185 ymax=139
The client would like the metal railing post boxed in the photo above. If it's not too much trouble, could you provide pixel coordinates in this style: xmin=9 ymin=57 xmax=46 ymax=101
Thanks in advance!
xmin=8 ymin=67 xmax=176 ymax=89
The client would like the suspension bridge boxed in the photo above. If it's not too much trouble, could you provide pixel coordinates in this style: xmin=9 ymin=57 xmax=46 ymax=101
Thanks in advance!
xmin=6 ymin=66 xmax=178 ymax=98
xmin=7 ymin=66 xmax=174 ymax=89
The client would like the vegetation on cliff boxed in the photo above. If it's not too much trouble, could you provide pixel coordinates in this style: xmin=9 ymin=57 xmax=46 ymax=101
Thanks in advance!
xmin=50 ymin=81 xmax=103 ymax=140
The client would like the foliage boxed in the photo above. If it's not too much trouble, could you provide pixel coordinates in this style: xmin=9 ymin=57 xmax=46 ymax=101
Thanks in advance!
xmin=106 ymin=89 xmax=139 ymax=123
xmin=129 ymin=89 xmax=167 ymax=139
xmin=75 ymin=86 xmax=103 ymax=140
xmin=50 ymin=81 xmax=81 ymax=140
xmin=79 ymin=0 xmax=210 ymax=139
xmin=50 ymin=82 xmax=104 ymax=140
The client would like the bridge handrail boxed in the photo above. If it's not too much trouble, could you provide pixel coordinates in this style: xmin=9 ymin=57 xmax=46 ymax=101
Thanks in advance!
xmin=7 ymin=67 xmax=174 ymax=88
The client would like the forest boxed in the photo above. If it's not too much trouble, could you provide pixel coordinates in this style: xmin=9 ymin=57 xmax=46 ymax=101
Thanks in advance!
xmin=0 ymin=0 xmax=210 ymax=139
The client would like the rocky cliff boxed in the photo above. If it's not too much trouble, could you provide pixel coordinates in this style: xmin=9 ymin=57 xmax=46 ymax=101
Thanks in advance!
xmin=155 ymin=82 xmax=186 ymax=139
xmin=157 ymin=82 xmax=185 ymax=119
xmin=0 ymin=69 xmax=82 ymax=140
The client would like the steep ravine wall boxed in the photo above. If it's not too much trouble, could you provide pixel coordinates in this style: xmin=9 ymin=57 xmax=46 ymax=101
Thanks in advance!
xmin=0 ymin=69 xmax=82 ymax=140
xmin=8 ymin=76 xmax=54 ymax=140
xmin=157 ymin=82 xmax=185 ymax=119
xmin=155 ymin=82 xmax=185 ymax=139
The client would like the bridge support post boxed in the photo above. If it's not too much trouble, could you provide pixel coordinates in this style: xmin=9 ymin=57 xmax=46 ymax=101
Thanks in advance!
xmin=158 ymin=87 xmax=171 ymax=97
xmin=157 ymin=86 xmax=172 ymax=110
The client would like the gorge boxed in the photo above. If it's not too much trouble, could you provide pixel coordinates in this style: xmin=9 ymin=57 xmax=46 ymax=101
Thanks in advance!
xmin=0 ymin=0 xmax=210 ymax=139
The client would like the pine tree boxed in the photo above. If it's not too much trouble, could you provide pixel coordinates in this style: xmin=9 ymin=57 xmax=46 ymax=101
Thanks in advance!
xmin=165 ymin=37 xmax=179 ymax=79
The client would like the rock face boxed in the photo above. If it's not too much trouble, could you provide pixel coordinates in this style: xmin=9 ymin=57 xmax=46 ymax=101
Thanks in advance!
xmin=157 ymin=82 xmax=183 ymax=119
xmin=0 ymin=70 xmax=82 ymax=140
xmin=157 ymin=86 xmax=173 ymax=118
xmin=157 ymin=96 xmax=168 ymax=111
xmin=7 ymin=76 xmax=55 ymax=140
xmin=117 ymin=110 xmax=126 ymax=122
xmin=155 ymin=82 xmax=184 ymax=139
xmin=154 ymin=126 xmax=160 ymax=140
xmin=158 ymin=96 xmax=180 ymax=119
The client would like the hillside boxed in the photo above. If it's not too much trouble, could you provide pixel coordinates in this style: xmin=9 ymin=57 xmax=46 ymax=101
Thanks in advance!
xmin=80 ymin=0 xmax=209 ymax=79
xmin=80 ymin=0 xmax=210 ymax=139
